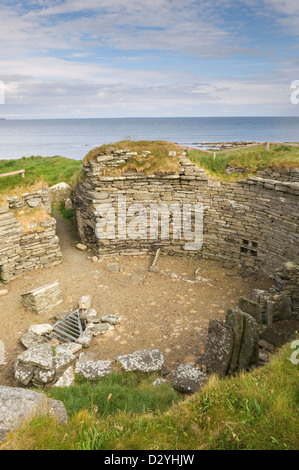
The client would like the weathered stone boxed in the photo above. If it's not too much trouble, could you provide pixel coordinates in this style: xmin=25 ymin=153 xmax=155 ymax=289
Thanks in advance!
xmin=54 ymin=366 xmax=75 ymax=388
xmin=86 ymin=322 xmax=114 ymax=336
xmin=14 ymin=362 xmax=35 ymax=386
xmin=28 ymin=324 xmax=53 ymax=336
xmin=79 ymin=307 xmax=98 ymax=321
xmin=20 ymin=330 xmax=46 ymax=349
xmin=259 ymin=326 xmax=285 ymax=347
xmin=0 ymin=289 xmax=8 ymax=297
xmin=16 ymin=343 xmax=55 ymax=370
xmin=46 ymin=398 xmax=68 ymax=424
xmin=21 ymin=281 xmax=63 ymax=315
xmin=238 ymin=297 xmax=261 ymax=323
xmin=76 ymin=243 xmax=88 ymax=251
xmin=101 ymin=314 xmax=122 ymax=325
xmin=265 ymin=294 xmax=292 ymax=326
xmin=259 ymin=339 xmax=276 ymax=354
xmin=116 ymin=349 xmax=164 ymax=373
xmin=49 ymin=182 xmax=71 ymax=203
xmin=0 ymin=386 xmax=67 ymax=441
xmin=152 ymin=378 xmax=169 ymax=387
xmin=171 ymin=364 xmax=208 ymax=394
xmin=78 ymin=295 xmax=91 ymax=310
xmin=75 ymin=356 xmax=114 ymax=380
xmin=202 ymin=320 xmax=234 ymax=375
xmin=76 ymin=329 xmax=94 ymax=347
xmin=237 ymin=312 xmax=259 ymax=370
xmin=225 ymin=307 xmax=244 ymax=374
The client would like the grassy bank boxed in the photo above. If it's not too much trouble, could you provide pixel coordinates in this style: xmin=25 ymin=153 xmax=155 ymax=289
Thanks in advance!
xmin=84 ymin=140 xmax=180 ymax=175
xmin=188 ymin=144 xmax=299 ymax=179
xmin=0 ymin=155 xmax=83 ymax=195
xmin=2 ymin=342 xmax=298 ymax=450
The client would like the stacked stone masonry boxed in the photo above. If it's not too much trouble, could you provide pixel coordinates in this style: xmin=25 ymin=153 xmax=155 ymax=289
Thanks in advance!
xmin=0 ymin=188 xmax=62 ymax=283
xmin=72 ymin=150 xmax=299 ymax=277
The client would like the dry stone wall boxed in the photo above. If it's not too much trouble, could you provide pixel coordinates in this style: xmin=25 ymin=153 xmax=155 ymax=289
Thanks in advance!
xmin=0 ymin=188 xmax=62 ymax=283
xmin=72 ymin=149 xmax=299 ymax=277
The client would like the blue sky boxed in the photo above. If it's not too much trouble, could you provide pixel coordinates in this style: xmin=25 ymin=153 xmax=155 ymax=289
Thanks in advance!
xmin=0 ymin=0 xmax=299 ymax=118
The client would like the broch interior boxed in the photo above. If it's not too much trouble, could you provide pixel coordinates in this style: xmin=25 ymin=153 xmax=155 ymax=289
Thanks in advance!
xmin=0 ymin=145 xmax=298 ymax=388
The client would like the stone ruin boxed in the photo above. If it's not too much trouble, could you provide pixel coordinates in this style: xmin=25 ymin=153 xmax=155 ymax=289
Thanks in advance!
xmin=72 ymin=147 xmax=299 ymax=276
xmin=0 ymin=187 xmax=62 ymax=283
xmin=1 ymin=145 xmax=299 ymax=440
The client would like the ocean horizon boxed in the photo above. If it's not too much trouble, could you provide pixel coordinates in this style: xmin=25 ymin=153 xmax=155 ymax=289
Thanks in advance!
xmin=0 ymin=116 xmax=298 ymax=161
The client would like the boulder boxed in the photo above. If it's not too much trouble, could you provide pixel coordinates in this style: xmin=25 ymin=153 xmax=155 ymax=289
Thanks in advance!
xmin=0 ymin=386 xmax=67 ymax=442
xmin=49 ymin=182 xmax=72 ymax=203
xmin=171 ymin=364 xmax=208 ymax=394
xmin=116 ymin=349 xmax=164 ymax=373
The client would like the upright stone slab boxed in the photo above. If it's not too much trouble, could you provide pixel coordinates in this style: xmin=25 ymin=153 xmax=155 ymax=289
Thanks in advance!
xmin=21 ymin=281 xmax=63 ymax=315
xmin=225 ymin=307 xmax=244 ymax=374
xmin=237 ymin=312 xmax=259 ymax=370
xmin=238 ymin=297 xmax=261 ymax=323
xmin=202 ymin=320 xmax=234 ymax=375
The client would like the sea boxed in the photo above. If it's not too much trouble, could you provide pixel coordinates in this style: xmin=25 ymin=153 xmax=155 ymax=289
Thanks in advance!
xmin=0 ymin=116 xmax=298 ymax=161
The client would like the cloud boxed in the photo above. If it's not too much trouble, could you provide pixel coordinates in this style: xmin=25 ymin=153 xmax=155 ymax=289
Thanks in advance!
xmin=0 ymin=1 xmax=298 ymax=117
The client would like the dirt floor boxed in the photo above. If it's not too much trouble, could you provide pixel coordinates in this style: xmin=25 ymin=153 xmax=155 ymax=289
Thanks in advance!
xmin=0 ymin=212 xmax=275 ymax=386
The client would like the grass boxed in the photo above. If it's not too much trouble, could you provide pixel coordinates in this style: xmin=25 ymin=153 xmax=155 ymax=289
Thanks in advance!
xmin=12 ymin=206 xmax=50 ymax=233
xmin=83 ymin=140 xmax=180 ymax=175
xmin=188 ymin=144 xmax=299 ymax=179
xmin=0 ymin=155 xmax=83 ymax=196
xmin=2 ymin=342 xmax=298 ymax=450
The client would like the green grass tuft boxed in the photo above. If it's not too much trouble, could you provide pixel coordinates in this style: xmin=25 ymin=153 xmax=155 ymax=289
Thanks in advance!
xmin=0 ymin=155 xmax=83 ymax=195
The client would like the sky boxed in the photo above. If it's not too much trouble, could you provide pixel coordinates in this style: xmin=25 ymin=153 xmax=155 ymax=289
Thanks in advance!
xmin=0 ymin=0 xmax=299 ymax=119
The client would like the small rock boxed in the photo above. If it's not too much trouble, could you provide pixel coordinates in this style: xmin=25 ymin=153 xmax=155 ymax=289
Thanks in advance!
xmin=76 ymin=329 xmax=94 ymax=348
xmin=152 ymin=378 xmax=168 ymax=387
xmin=76 ymin=243 xmax=88 ymax=251
xmin=86 ymin=322 xmax=114 ymax=336
xmin=171 ymin=364 xmax=208 ymax=394
xmin=54 ymin=366 xmax=75 ymax=388
xmin=78 ymin=295 xmax=91 ymax=310
xmin=91 ymin=256 xmax=98 ymax=263
xmin=28 ymin=324 xmax=53 ymax=336
xmin=0 ymin=289 xmax=9 ymax=297
xmin=101 ymin=314 xmax=122 ymax=325
xmin=79 ymin=308 xmax=98 ymax=321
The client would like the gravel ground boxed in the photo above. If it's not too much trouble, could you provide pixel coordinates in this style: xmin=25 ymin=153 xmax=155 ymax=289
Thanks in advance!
xmin=0 ymin=212 xmax=274 ymax=386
